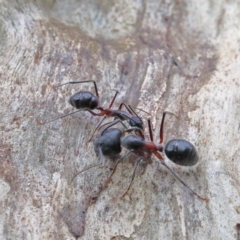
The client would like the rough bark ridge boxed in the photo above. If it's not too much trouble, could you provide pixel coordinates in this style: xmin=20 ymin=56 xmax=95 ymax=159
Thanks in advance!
xmin=0 ymin=0 xmax=239 ymax=239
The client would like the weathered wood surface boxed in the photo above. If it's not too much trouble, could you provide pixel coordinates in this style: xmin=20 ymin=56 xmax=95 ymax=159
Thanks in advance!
xmin=0 ymin=0 xmax=240 ymax=239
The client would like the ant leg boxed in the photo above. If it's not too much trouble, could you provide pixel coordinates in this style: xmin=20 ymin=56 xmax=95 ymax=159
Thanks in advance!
xmin=118 ymin=103 xmax=145 ymax=138
xmin=58 ymin=80 xmax=99 ymax=98
xmin=105 ymin=150 xmax=133 ymax=185
xmin=147 ymin=117 xmax=154 ymax=142
xmin=121 ymin=158 xmax=143 ymax=199
xmin=42 ymin=108 xmax=104 ymax=125
xmin=119 ymin=104 xmax=143 ymax=126
xmin=71 ymin=148 xmax=105 ymax=183
xmin=119 ymin=103 xmax=152 ymax=117
xmin=118 ymin=102 xmax=134 ymax=115
xmin=101 ymin=119 xmax=128 ymax=135
xmin=161 ymin=162 xmax=208 ymax=201
xmin=128 ymin=104 xmax=152 ymax=118
xmin=84 ymin=109 xmax=105 ymax=116
xmin=87 ymin=116 xmax=107 ymax=142
xmin=153 ymin=152 xmax=208 ymax=201
xmin=98 ymin=119 xmax=121 ymax=132
xmin=135 ymin=107 xmax=152 ymax=116
xmin=108 ymin=90 xmax=119 ymax=108
xmin=41 ymin=106 xmax=108 ymax=125
xmin=40 ymin=110 xmax=84 ymax=124
xmin=71 ymin=162 xmax=102 ymax=183
xmin=124 ymin=127 xmax=145 ymax=139
xmin=159 ymin=111 xmax=178 ymax=143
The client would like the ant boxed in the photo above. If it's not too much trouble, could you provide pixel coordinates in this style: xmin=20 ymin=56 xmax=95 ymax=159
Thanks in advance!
xmin=43 ymin=80 xmax=144 ymax=140
xmin=104 ymin=111 xmax=207 ymax=200
xmin=72 ymin=111 xmax=207 ymax=201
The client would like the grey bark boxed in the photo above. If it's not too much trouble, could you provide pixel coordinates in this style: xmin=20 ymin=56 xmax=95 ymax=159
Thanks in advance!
xmin=0 ymin=0 xmax=240 ymax=239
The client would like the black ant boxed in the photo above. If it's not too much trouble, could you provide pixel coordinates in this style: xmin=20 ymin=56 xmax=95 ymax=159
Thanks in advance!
xmin=106 ymin=111 xmax=207 ymax=200
xmin=72 ymin=111 xmax=207 ymax=201
xmin=42 ymin=80 xmax=144 ymax=140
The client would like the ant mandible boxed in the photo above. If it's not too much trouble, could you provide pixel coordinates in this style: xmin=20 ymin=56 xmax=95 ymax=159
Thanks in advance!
xmin=106 ymin=111 xmax=207 ymax=201
xmin=43 ymin=80 xmax=144 ymax=140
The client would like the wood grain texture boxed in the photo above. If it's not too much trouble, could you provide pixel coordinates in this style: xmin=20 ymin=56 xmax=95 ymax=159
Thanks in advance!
xmin=0 ymin=0 xmax=239 ymax=239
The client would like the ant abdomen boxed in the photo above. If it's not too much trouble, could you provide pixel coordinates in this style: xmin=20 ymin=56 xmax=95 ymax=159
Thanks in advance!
xmin=164 ymin=139 xmax=199 ymax=166
xmin=69 ymin=91 xmax=98 ymax=110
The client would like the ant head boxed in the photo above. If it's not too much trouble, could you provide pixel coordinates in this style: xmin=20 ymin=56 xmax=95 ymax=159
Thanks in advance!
xmin=129 ymin=116 xmax=143 ymax=129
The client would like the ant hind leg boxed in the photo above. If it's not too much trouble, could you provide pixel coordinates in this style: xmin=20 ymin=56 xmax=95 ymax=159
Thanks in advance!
xmin=120 ymin=158 xmax=143 ymax=199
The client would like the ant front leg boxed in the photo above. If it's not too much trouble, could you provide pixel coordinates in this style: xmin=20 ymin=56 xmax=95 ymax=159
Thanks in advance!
xmin=118 ymin=102 xmax=134 ymax=114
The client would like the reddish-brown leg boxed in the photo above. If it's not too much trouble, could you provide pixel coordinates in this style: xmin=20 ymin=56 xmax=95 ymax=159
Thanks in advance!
xmin=159 ymin=111 xmax=178 ymax=143
xmin=147 ymin=117 xmax=154 ymax=142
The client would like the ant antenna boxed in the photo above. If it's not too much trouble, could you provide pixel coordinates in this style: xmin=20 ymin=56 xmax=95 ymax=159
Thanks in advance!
xmin=58 ymin=80 xmax=99 ymax=98
xmin=121 ymin=158 xmax=143 ymax=199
